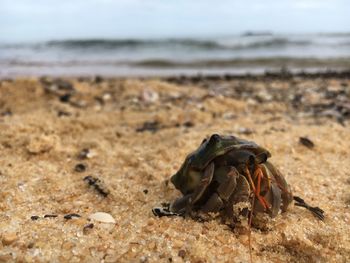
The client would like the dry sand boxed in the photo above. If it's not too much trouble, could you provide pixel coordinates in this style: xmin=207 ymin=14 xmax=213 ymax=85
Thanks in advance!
xmin=0 ymin=76 xmax=349 ymax=262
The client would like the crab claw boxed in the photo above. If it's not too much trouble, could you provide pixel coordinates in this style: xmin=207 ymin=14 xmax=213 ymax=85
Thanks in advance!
xmin=293 ymin=196 xmax=325 ymax=220
xmin=263 ymin=161 xmax=293 ymax=212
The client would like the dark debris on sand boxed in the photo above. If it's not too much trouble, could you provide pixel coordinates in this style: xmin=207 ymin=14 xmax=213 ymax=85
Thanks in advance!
xmin=164 ymin=70 xmax=350 ymax=125
xmin=299 ymin=137 xmax=315 ymax=149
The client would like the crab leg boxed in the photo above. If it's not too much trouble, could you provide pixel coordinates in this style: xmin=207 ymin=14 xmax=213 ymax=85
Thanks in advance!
xmin=254 ymin=165 xmax=271 ymax=209
xmin=169 ymin=194 xmax=192 ymax=215
xmin=189 ymin=162 xmax=215 ymax=206
xmin=245 ymin=165 xmax=270 ymax=210
xmin=293 ymin=196 xmax=325 ymax=220
xmin=263 ymin=161 xmax=293 ymax=212
xmin=202 ymin=166 xmax=240 ymax=213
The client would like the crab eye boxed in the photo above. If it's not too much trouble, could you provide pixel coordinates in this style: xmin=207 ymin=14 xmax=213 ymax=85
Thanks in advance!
xmin=256 ymin=152 xmax=268 ymax=163
xmin=209 ymin=134 xmax=220 ymax=144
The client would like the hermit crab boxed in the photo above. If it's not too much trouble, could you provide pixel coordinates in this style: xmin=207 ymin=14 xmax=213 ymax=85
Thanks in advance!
xmin=153 ymin=134 xmax=324 ymax=222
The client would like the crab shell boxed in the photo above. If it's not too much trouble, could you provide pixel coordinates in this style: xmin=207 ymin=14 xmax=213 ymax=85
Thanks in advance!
xmin=170 ymin=134 xmax=293 ymax=218
xmin=171 ymin=134 xmax=270 ymax=195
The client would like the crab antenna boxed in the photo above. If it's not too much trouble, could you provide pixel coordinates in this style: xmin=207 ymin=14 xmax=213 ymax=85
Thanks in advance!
xmin=248 ymin=193 xmax=255 ymax=263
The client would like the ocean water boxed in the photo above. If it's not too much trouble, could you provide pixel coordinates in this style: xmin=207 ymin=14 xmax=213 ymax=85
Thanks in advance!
xmin=1 ymin=33 xmax=350 ymax=77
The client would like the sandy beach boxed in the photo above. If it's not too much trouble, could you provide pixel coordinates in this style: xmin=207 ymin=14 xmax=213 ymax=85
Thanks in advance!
xmin=0 ymin=73 xmax=349 ymax=262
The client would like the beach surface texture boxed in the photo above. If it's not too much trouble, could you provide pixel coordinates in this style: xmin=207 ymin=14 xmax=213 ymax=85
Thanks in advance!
xmin=0 ymin=74 xmax=349 ymax=262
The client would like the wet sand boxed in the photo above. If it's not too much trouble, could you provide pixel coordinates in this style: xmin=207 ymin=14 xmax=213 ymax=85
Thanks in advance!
xmin=0 ymin=74 xmax=349 ymax=262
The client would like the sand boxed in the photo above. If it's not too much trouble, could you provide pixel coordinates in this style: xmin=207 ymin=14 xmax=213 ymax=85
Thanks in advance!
xmin=0 ymin=75 xmax=349 ymax=262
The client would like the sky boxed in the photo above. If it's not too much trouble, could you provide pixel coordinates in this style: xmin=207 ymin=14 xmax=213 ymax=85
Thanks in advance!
xmin=0 ymin=0 xmax=349 ymax=42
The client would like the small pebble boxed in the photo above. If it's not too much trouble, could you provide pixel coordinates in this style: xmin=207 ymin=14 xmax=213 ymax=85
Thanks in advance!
xmin=57 ymin=111 xmax=71 ymax=117
xmin=0 ymin=254 xmax=12 ymax=261
xmin=147 ymin=241 xmax=156 ymax=250
xmin=26 ymin=135 xmax=56 ymax=154
xmin=102 ymin=93 xmax=111 ymax=101
xmin=299 ymin=136 xmax=315 ymax=149
xmin=141 ymin=89 xmax=159 ymax=103
xmin=61 ymin=241 xmax=75 ymax=250
xmin=78 ymin=148 xmax=90 ymax=159
xmin=83 ymin=175 xmax=109 ymax=197
xmin=136 ymin=121 xmax=161 ymax=133
xmin=1 ymin=110 xmax=12 ymax=116
xmin=64 ymin=213 xmax=81 ymax=220
xmin=27 ymin=242 xmax=35 ymax=249
xmin=2 ymin=232 xmax=18 ymax=246
xmin=143 ymin=189 xmax=148 ymax=194
xmin=44 ymin=214 xmax=58 ymax=218
xmin=83 ymin=223 xmax=94 ymax=234
xmin=172 ymin=240 xmax=184 ymax=248
xmin=93 ymin=75 xmax=103 ymax=83
xmin=59 ymin=93 xmax=71 ymax=103
xmin=183 ymin=121 xmax=194 ymax=128
xmin=75 ymin=163 xmax=87 ymax=172
xmin=88 ymin=212 xmax=116 ymax=224
xmin=178 ymin=250 xmax=186 ymax=258
xmin=237 ymin=127 xmax=254 ymax=135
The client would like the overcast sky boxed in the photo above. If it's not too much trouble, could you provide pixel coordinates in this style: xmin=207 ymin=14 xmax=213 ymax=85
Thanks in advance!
xmin=0 ymin=0 xmax=349 ymax=42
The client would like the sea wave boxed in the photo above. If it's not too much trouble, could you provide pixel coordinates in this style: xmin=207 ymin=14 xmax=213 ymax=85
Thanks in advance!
xmin=1 ymin=35 xmax=349 ymax=52
xmin=43 ymin=38 xmax=313 ymax=50
xmin=131 ymin=57 xmax=350 ymax=68
xmin=45 ymin=39 xmax=221 ymax=50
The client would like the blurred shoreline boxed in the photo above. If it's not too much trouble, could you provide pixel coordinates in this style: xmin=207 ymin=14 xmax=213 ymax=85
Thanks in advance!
xmin=1 ymin=69 xmax=350 ymax=81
